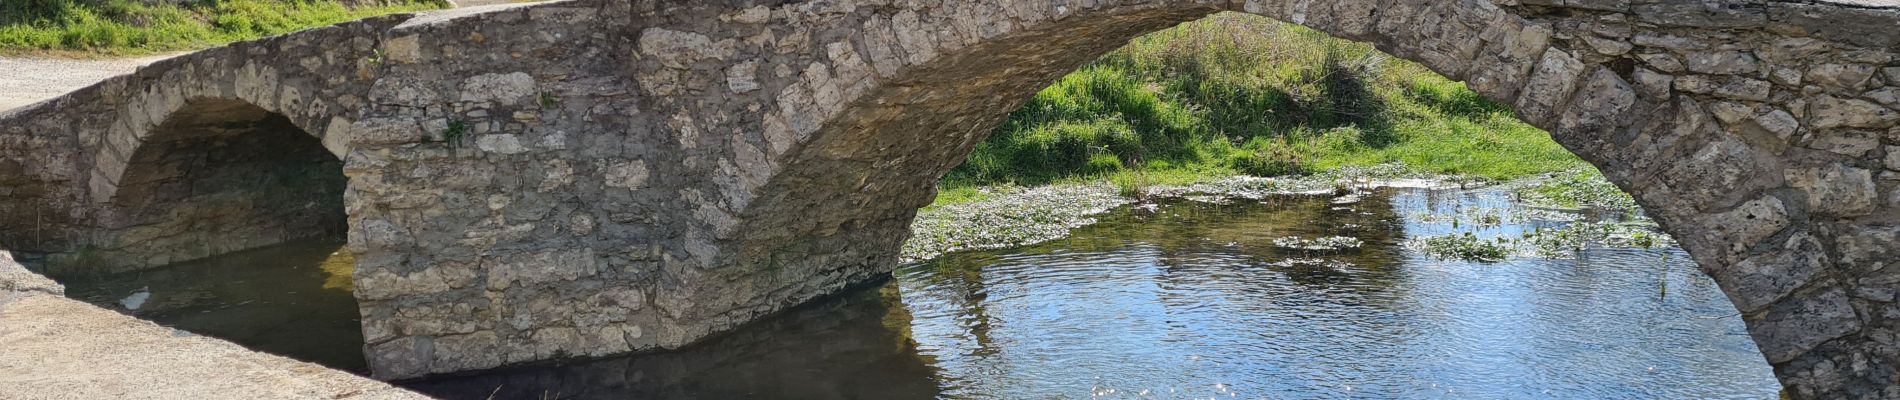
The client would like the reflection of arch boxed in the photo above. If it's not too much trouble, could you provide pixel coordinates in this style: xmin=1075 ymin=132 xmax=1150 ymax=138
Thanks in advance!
xmin=86 ymin=98 xmax=346 ymax=270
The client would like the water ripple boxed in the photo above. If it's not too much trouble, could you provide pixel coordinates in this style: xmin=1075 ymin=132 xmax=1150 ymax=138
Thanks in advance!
xmin=896 ymin=188 xmax=1778 ymax=399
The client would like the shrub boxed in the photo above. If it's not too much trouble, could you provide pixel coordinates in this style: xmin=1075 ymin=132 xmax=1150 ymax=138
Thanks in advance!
xmin=940 ymin=11 xmax=1587 ymax=197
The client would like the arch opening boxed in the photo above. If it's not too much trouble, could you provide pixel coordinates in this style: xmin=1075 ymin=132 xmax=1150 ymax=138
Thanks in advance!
xmin=724 ymin=3 xmax=1845 ymax=397
xmin=83 ymin=99 xmax=348 ymax=273
xmin=48 ymin=98 xmax=366 ymax=370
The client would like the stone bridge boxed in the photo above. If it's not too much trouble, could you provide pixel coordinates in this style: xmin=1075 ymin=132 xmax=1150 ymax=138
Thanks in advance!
xmin=1 ymin=0 xmax=1897 ymax=397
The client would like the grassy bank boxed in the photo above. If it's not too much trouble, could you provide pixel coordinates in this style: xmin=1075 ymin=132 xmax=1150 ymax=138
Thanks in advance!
xmin=942 ymin=13 xmax=1591 ymax=198
xmin=0 ymin=0 xmax=446 ymax=56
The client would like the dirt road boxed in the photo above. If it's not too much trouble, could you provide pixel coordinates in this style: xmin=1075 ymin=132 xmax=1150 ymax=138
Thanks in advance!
xmin=0 ymin=54 xmax=180 ymax=112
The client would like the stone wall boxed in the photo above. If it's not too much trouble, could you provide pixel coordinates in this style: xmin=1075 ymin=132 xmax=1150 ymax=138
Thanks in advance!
xmin=1 ymin=0 xmax=1897 ymax=397
xmin=0 ymin=14 xmax=401 ymax=272
xmin=341 ymin=3 xmax=664 ymax=378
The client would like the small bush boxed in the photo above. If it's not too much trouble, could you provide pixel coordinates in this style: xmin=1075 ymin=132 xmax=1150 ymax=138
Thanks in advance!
xmin=1111 ymin=170 xmax=1151 ymax=199
xmin=1084 ymin=153 xmax=1124 ymax=174
xmin=1230 ymin=139 xmax=1307 ymax=177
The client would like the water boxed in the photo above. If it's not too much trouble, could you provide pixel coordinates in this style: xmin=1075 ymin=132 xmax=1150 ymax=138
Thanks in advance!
xmin=62 ymin=187 xmax=1782 ymax=399
xmin=61 ymin=240 xmax=366 ymax=372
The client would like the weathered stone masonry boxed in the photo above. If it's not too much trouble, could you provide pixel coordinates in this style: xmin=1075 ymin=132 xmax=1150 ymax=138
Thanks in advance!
xmin=0 ymin=16 xmax=396 ymax=271
xmin=1 ymin=1 xmax=1898 ymax=398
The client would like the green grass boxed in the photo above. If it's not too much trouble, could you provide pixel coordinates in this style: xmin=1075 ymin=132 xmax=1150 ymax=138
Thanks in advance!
xmin=941 ymin=12 xmax=1590 ymax=194
xmin=0 ymin=0 xmax=446 ymax=56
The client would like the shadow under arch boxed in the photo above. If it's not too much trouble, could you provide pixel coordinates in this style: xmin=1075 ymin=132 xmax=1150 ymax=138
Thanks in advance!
xmin=72 ymin=97 xmax=348 ymax=275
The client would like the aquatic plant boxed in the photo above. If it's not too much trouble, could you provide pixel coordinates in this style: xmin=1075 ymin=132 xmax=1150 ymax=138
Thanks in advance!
xmin=1512 ymin=168 xmax=1639 ymax=211
xmin=1271 ymin=236 xmax=1365 ymax=251
xmin=1410 ymin=232 xmax=1510 ymax=262
xmin=1519 ymin=221 xmax=1676 ymax=258
xmin=1266 ymin=257 xmax=1355 ymax=270
xmin=903 ymin=184 xmax=1130 ymax=262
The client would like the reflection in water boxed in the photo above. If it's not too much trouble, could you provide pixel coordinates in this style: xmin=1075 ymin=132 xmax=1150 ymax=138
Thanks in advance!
xmin=405 ymin=285 xmax=942 ymax=399
xmin=411 ymin=187 xmax=1776 ymax=399
xmin=64 ymin=187 xmax=1780 ymax=398
xmin=897 ymin=189 xmax=1776 ymax=399
xmin=61 ymin=241 xmax=367 ymax=372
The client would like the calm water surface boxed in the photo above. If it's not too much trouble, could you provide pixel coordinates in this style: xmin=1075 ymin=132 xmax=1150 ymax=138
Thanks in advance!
xmin=64 ymin=187 xmax=1781 ymax=399
xmin=61 ymin=239 xmax=364 ymax=371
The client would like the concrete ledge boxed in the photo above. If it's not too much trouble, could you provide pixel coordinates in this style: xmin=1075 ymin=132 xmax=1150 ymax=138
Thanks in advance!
xmin=0 ymin=255 xmax=427 ymax=400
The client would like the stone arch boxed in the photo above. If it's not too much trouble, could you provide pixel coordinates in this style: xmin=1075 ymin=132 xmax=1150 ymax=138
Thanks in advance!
xmin=705 ymin=1 xmax=1900 ymax=398
xmin=87 ymin=63 xmax=349 ymax=207
xmin=80 ymin=96 xmax=348 ymax=271
xmin=17 ymin=14 xmax=405 ymax=272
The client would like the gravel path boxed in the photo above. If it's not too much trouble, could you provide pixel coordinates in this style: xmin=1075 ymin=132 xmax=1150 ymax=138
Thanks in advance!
xmin=0 ymin=54 xmax=180 ymax=112
xmin=0 ymin=0 xmax=538 ymax=113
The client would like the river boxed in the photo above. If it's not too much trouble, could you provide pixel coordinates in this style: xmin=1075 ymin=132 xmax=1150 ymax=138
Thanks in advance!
xmin=63 ymin=185 xmax=1781 ymax=399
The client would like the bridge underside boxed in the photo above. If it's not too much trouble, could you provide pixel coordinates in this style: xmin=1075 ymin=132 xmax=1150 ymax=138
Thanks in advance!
xmin=0 ymin=1 xmax=1897 ymax=398
xmin=85 ymin=99 xmax=347 ymax=272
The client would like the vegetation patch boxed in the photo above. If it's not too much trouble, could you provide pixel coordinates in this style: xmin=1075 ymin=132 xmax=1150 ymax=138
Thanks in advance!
xmin=1510 ymin=168 xmax=1640 ymax=211
xmin=1266 ymin=258 xmax=1354 ymax=270
xmin=903 ymin=184 xmax=1130 ymax=262
xmin=1410 ymin=221 xmax=1675 ymax=263
xmin=1271 ymin=236 xmax=1365 ymax=252
xmin=0 ymin=0 xmax=446 ymax=56
xmin=939 ymin=12 xmax=1585 ymax=196
xmin=1518 ymin=221 xmax=1676 ymax=257
xmin=1410 ymin=233 xmax=1511 ymax=262
xmin=1148 ymin=163 xmax=1452 ymax=200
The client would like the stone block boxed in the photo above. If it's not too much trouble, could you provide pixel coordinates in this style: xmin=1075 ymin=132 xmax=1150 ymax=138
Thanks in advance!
xmin=459 ymin=72 xmax=536 ymax=106
xmin=1654 ymin=137 xmax=1777 ymax=214
xmin=1836 ymin=225 xmax=1898 ymax=274
xmin=638 ymin=28 xmax=736 ymax=69
xmin=1717 ymin=232 xmax=1828 ymax=313
xmin=1633 ymin=2 xmax=1768 ymax=29
xmin=1747 ymin=286 xmax=1861 ymax=364
xmin=1466 ymin=17 xmax=1551 ymax=101
xmin=1556 ymin=67 xmax=1637 ymax=149
xmin=1631 ymin=67 xmax=1674 ymax=100
xmin=1787 ymin=163 xmax=1878 ymax=217
xmin=1514 ymin=48 xmax=1586 ymax=126
xmin=1808 ymin=63 xmax=1878 ymax=93
xmin=1809 ymin=95 xmax=1900 ymax=130
xmin=1700 ymin=195 xmax=1792 ymax=262
xmin=1684 ymin=50 xmax=1760 ymax=75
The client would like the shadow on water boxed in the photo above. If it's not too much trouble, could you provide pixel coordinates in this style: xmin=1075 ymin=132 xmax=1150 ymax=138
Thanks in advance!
xmin=59 ymin=240 xmax=367 ymax=373
xmin=402 ymin=284 xmax=942 ymax=400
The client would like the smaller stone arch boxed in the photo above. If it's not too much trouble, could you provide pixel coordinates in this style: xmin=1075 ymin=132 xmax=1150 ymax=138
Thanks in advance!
xmin=80 ymin=97 xmax=348 ymax=272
